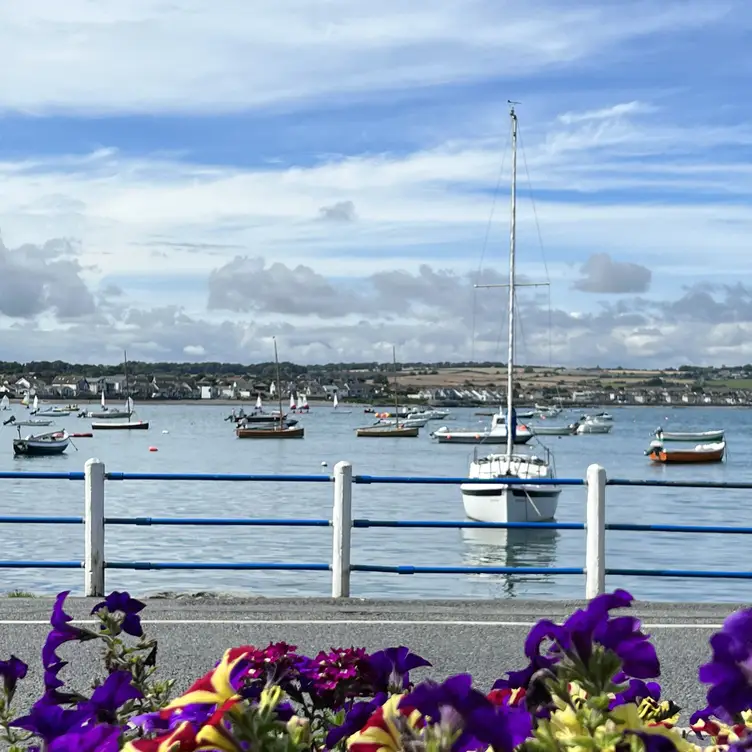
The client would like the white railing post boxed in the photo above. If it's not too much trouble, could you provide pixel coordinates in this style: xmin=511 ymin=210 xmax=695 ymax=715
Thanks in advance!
xmin=84 ymin=458 xmax=106 ymax=597
xmin=585 ymin=463 xmax=606 ymax=599
xmin=331 ymin=461 xmax=353 ymax=598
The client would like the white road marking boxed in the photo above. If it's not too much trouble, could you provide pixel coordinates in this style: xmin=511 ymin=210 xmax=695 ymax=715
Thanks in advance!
xmin=0 ymin=619 xmax=724 ymax=628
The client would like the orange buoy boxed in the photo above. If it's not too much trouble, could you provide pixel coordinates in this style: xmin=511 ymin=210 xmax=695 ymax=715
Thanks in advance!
xmin=148 ymin=446 xmax=158 ymax=452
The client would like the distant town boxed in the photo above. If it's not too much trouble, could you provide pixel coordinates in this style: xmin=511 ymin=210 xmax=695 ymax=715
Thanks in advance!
xmin=1 ymin=359 xmax=751 ymax=407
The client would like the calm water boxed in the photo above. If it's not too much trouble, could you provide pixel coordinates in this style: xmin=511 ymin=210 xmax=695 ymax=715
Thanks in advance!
xmin=0 ymin=404 xmax=749 ymax=601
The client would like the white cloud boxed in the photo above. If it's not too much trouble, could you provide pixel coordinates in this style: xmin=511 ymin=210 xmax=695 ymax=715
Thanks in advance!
xmin=2 ymin=1 xmax=752 ymax=366
xmin=0 ymin=0 xmax=739 ymax=114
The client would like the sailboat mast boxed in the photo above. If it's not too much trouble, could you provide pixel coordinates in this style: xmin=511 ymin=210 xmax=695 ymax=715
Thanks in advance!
xmin=505 ymin=106 xmax=518 ymax=458
xmin=123 ymin=350 xmax=130 ymax=401
xmin=273 ymin=337 xmax=283 ymax=427
xmin=392 ymin=346 xmax=400 ymax=426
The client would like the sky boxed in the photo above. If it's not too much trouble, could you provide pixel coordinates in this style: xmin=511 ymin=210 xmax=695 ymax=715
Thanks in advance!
xmin=1 ymin=0 xmax=752 ymax=368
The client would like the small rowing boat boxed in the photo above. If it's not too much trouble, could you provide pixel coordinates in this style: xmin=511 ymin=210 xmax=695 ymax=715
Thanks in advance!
xmin=13 ymin=429 xmax=70 ymax=456
xmin=646 ymin=440 xmax=725 ymax=464
xmin=654 ymin=428 xmax=724 ymax=443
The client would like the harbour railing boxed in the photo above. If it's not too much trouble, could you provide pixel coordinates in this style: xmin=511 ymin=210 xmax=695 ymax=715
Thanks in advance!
xmin=1 ymin=459 xmax=751 ymax=598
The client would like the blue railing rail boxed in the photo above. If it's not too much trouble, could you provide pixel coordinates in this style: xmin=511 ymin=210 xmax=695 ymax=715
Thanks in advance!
xmin=1 ymin=460 xmax=750 ymax=597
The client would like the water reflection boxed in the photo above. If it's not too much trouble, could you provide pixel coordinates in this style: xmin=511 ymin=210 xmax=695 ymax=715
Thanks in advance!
xmin=461 ymin=526 xmax=560 ymax=597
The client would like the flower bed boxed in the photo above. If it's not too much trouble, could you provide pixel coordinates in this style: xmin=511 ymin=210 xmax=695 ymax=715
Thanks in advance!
xmin=0 ymin=588 xmax=749 ymax=750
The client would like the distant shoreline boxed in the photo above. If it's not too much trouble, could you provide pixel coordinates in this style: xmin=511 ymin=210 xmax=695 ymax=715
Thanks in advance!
xmin=2 ymin=398 xmax=748 ymax=409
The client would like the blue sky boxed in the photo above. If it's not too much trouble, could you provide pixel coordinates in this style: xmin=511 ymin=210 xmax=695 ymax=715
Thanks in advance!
xmin=1 ymin=0 xmax=751 ymax=366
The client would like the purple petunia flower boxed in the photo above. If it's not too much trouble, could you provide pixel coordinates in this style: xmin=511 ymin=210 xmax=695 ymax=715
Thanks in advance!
xmin=512 ymin=589 xmax=659 ymax=692
xmin=403 ymin=673 xmax=532 ymax=752
xmin=366 ymin=646 xmax=432 ymax=694
xmin=0 ymin=655 xmax=28 ymax=701
xmin=47 ymin=723 xmax=121 ymax=752
xmin=325 ymin=692 xmax=388 ymax=748
xmin=610 ymin=672 xmax=661 ymax=709
xmin=91 ymin=591 xmax=146 ymax=638
xmin=698 ymin=608 xmax=752 ymax=721
xmin=42 ymin=591 xmax=96 ymax=669
xmin=10 ymin=696 xmax=90 ymax=742
xmin=130 ymin=703 xmax=213 ymax=733
xmin=81 ymin=671 xmax=143 ymax=723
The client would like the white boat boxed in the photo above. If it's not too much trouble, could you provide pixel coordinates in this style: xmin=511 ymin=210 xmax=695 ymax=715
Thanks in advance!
xmin=16 ymin=419 xmax=54 ymax=427
xmin=332 ymin=393 xmax=352 ymax=415
xmin=410 ymin=408 xmax=451 ymax=420
xmin=459 ymin=105 xmax=560 ymax=524
xmin=530 ymin=423 xmax=575 ymax=436
xmin=575 ymin=418 xmax=613 ymax=435
xmin=87 ymin=391 xmax=132 ymax=419
xmin=378 ymin=415 xmax=429 ymax=428
xmin=298 ymin=394 xmax=310 ymax=411
xmin=654 ymin=428 xmax=724 ymax=443
xmin=289 ymin=394 xmax=297 ymax=411
xmin=461 ymin=451 xmax=560 ymax=522
xmin=432 ymin=412 xmax=533 ymax=444
xmin=0 ymin=395 xmax=9 ymax=411
xmin=34 ymin=408 xmax=71 ymax=417
xmin=587 ymin=412 xmax=613 ymax=422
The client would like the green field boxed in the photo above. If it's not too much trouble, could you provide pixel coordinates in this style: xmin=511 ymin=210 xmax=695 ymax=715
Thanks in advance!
xmin=707 ymin=379 xmax=752 ymax=389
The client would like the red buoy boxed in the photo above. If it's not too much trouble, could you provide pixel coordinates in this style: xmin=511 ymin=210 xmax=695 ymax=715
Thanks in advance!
xmin=71 ymin=432 xmax=93 ymax=438
xmin=148 ymin=446 xmax=158 ymax=452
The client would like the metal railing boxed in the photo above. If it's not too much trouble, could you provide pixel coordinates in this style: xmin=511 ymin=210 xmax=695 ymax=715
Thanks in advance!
xmin=1 ymin=459 xmax=752 ymax=598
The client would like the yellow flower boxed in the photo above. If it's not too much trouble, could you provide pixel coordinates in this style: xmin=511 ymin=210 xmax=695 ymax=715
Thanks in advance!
xmin=165 ymin=648 xmax=249 ymax=710
xmin=347 ymin=694 xmax=423 ymax=752
xmin=611 ymin=704 xmax=699 ymax=751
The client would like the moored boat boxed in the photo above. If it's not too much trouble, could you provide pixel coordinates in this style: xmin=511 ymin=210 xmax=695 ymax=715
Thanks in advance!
xmin=236 ymin=337 xmax=305 ymax=440
xmin=92 ymin=420 xmax=150 ymax=430
xmin=575 ymin=418 xmax=612 ymax=435
xmin=432 ymin=412 xmax=533 ymax=444
xmin=459 ymin=105 xmax=560 ymax=524
xmin=460 ymin=450 xmax=561 ymax=522
xmin=646 ymin=440 xmax=725 ymax=464
xmin=236 ymin=425 xmax=304 ymax=439
xmin=529 ymin=423 xmax=575 ymax=436
xmin=654 ymin=428 xmax=724 ymax=442
xmin=356 ymin=425 xmax=419 ymax=438
xmin=13 ymin=429 xmax=70 ymax=456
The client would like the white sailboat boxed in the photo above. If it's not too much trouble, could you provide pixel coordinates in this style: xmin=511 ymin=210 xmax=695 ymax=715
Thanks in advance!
xmin=255 ymin=394 xmax=263 ymax=411
xmin=460 ymin=104 xmax=561 ymax=524
xmin=88 ymin=387 xmax=132 ymax=419
xmin=299 ymin=394 xmax=309 ymax=411
xmin=0 ymin=395 xmax=9 ymax=411
xmin=332 ymin=393 xmax=352 ymax=415
xmin=289 ymin=393 xmax=297 ymax=411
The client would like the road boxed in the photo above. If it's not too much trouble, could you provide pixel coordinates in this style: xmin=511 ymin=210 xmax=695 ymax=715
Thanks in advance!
xmin=0 ymin=596 xmax=734 ymax=724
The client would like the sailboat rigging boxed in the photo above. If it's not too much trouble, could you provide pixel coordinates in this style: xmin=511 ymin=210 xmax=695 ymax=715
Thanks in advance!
xmin=356 ymin=346 xmax=418 ymax=437
xmin=91 ymin=351 xmax=150 ymax=430
xmin=236 ymin=338 xmax=305 ymax=439
xmin=459 ymin=103 xmax=561 ymax=523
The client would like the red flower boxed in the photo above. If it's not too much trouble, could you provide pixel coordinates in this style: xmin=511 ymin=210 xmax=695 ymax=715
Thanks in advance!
xmin=488 ymin=687 xmax=526 ymax=708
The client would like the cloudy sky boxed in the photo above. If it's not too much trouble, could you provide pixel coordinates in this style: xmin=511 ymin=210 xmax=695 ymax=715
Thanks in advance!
xmin=1 ymin=0 xmax=751 ymax=367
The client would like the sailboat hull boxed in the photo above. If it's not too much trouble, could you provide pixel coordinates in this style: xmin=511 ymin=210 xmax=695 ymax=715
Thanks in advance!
xmin=92 ymin=421 xmax=150 ymax=430
xmin=236 ymin=426 xmax=305 ymax=439
xmin=88 ymin=410 xmax=132 ymax=419
xmin=460 ymin=485 xmax=561 ymax=523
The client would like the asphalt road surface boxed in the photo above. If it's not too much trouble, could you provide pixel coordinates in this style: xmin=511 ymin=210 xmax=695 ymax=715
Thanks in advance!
xmin=0 ymin=596 xmax=736 ymax=723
